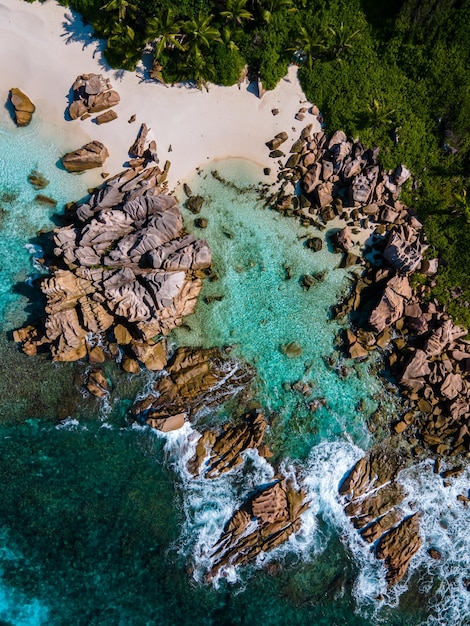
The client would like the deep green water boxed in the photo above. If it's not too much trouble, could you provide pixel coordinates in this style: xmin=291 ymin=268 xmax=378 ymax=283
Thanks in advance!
xmin=0 ymin=113 xmax=469 ymax=625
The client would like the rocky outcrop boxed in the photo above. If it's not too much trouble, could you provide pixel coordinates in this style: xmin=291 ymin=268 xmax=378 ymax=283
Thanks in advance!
xmin=339 ymin=446 xmax=421 ymax=587
xmin=131 ymin=347 xmax=255 ymax=431
xmin=207 ymin=478 xmax=309 ymax=579
xmin=383 ymin=224 xmax=427 ymax=274
xmin=9 ymin=88 xmax=35 ymax=126
xmin=14 ymin=167 xmax=212 ymax=368
xmin=61 ymin=141 xmax=109 ymax=172
xmin=376 ymin=513 xmax=422 ymax=588
xmin=68 ymin=73 xmax=120 ymax=120
xmin=369 ymin=274 xmax=412 ymax=333
xmin=188 ymin=410 xmax=268 ymax=477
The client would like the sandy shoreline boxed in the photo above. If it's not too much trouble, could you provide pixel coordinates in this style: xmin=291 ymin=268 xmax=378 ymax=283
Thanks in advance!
xmin=0 ymin=0 xmax=321 ymax=190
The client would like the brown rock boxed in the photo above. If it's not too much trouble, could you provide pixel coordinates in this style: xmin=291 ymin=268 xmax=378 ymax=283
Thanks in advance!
xmin=146 ymin=412 xmax=186 ymax=432
xmin=188 ymin=411 xmax=267 ymax=478
xmin=114 ymin=324 xmax=133 ymax=345
xmin=132 ymin=347 xmax=254 ymax=425
xmin=339 ymin=446 xmax=404 ymax=500
xmin=95 ymin=110 xmax=118 ymax=124
xmin=129 ymin=123 xmax=149 ymax=157
xmin=131 ymin=340 xmax=167 ymax=371
xmin=122 ymin=357 xmax=140 ymax=374
xmin=207 ymin=477 xmax=308 ymax=579
xmin=376 ymin=513 xmax=422 ymax=588
xmin=360 ymin=509 xmax=403 ymax=543
xmin=85 ymin=368 xmax=109 ymax=398
xmin=61 ymin=141 xmax=109 ymax=172
xmin=9 ymin=88 xmax=35 ymax=126
xmin=266 ymin=132 xmax=288 ymax=150
xmin=88 ymin=345 xmax=106 ymax=364
xmin=331 ymin=226 xmax=352 ymax=252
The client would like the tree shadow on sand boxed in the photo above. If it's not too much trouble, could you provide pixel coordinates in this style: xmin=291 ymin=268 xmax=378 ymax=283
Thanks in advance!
xmin=60 ymin=10 xmax=111 ymax=73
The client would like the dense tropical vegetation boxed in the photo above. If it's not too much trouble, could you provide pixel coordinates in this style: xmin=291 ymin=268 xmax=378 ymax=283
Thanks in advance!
xmin=26 ymin=0 xmax=470 ymax=326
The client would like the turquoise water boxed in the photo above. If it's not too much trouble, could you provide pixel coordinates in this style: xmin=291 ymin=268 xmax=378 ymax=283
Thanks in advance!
xmin=173 ymin=160 xmax=395 ymax=459
xmin=0 ymin=115 xmax=468 ymax=625
xmin=0 ymin=109 xmax=98 ymax=333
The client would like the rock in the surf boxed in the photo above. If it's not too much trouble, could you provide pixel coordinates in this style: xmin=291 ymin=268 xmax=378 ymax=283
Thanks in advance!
xmin=131 ymin=347 xmax=255 ymax=431
xmin=207 ymin=477 xmax=309 ymax=579
xmin=188 ymin=410 xmax=268 ymax=477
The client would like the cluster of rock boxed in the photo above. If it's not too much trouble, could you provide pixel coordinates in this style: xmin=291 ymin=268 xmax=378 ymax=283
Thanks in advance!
xmin=265 ymin=124 xmax=469 ymax=456
xmin=130 ymin=347 xmax=312 ymax=575
xmin=131 ymin=347 xmax=255 ymax=432
xmin=9 ymin=88 xmax=35 ymax=126
xmin=339 ymin=446 xmax=421 ymax=588
xmin=67 ymin=73 xmax=120 ymax=123
xmin=14 ymin=167 xmax=212 ymax=372
xmin=337 ymin=225 xmax=469 ymax=457
xmin=207 ymin=478 xmax=309 ymax=580
xmin=187 ymin=410 xmax=269 ymax=478
xmin=264 ymin=127 xmax=412 ymax=237
xmin=263 ymin=121 xmax=469 ymax=587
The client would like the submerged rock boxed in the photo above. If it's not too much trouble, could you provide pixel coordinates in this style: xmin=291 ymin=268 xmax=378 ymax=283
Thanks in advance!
xmin=280 ymin=342 xmax=303 ymax=358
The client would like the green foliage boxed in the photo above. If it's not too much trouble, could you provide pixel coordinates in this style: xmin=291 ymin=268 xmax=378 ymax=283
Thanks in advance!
xmin=212 ymin=44 xmax=246 ymax=86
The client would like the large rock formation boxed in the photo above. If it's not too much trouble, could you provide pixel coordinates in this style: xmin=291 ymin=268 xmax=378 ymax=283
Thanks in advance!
xmin=131 ymin=347 xmax=255 ymax=431
xmin=383 ymin=224 xmax=427 ymax=274
xmin=61 ymin=140 xmax=109 ymax=172
xmin=9 ymin=88 xmax=35 ymax=126
xmin=369 ymin=274 xmax=412 ymax=333
xmin=376 ymin=513 xmax=422 ymax=588
xmin=207 ymin=478 xmax=309 ymax=579
xmin=14 ymin=167 xmax=212 ymax=366
xmin=68 ymin=73 xmax=120 ymax=120
xmin=339 ymin=446 xmax=421 ymax=587
xmin=188 ymin=410 xmax=268 ymax=477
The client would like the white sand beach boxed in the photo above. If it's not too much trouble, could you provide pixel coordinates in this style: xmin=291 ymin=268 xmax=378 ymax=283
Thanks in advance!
xmin=0 ymin=0 xmax=321 ymax=189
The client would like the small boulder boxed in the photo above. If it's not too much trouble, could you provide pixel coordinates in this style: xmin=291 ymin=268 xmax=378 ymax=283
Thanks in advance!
xmin=9 ymin=88 xmax=35 ymax=126
xmin=61 ymin=141 xmax=109 ymax=172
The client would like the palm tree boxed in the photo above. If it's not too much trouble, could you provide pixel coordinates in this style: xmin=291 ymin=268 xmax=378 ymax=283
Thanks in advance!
xmin=105 ymin=22 xmax=142 ymax=69
xmin=146 ymin=9 xmax=185 ymax=59
xmin=364 ymin=99 xmax=396 ymax=129
xmin=325 ymin=22 xmax=361 ymax=60
xmin=220 ymin=24 xmax=243 ymax=51
xmin=100 ymin=0 xmax=137 ymax=23
xmin=178 ymin=55 xmax=216 ymax=91
xmin=181 ymin=13 xmax=222 ymax=57
xmin=251 ymin=0 xmax=297 ymax=24
xmin=289 ymin=25 xmax=325 ymax=70
xmin=220 ymin=0 xmax=253 ymax=28
xmin=454 ymin=188 xmax=470 ymax=224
